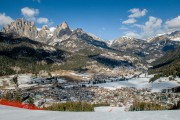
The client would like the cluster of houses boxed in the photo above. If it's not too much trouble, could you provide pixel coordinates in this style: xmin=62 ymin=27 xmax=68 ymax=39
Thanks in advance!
xmin=0 ymin=75 xmax=179 ymax=110
xmin=89 ymin=87 xmax=180 ymax=109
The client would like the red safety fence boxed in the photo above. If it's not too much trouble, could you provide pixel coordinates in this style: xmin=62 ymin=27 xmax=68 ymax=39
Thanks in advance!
xmin=0 ymin=99 xmax=44 ymax=110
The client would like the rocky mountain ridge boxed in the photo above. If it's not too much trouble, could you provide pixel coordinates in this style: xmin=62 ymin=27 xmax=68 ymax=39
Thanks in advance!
xmin=2 ymin=18 xmax=180 ymax=50
xmin=1 ymin=18 xmax=180 ymax=73
xmin=110 ymin=33 xmax=180 ymax=63
xmin=2 ymin=18 xmax=38 ymax=40
xmin=1 ymin=19 xmax=144 ymax=76
xmin=2 ymin=19 xmax=103 ymax=45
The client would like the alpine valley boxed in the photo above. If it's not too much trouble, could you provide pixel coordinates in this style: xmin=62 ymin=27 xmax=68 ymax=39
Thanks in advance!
xmin=0 ymin=18 xmax=180 ymax=112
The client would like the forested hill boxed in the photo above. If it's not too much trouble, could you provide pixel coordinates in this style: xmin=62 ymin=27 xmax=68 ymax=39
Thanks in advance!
xmin=149 ymin=47 xmax=180 ymax=77
xmin=0 ymin=32 xmax=66 ymax=76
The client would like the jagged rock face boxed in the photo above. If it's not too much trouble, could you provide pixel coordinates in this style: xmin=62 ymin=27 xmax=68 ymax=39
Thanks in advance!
xmin=70 ymin=28 xmax=107 ymax=47
xmin=2 ymin=18 xmax=38 ymax=40
xmin=70 ymin=28 xmax=90 ymax=40
xmin=1 ymin=19 xmax=107 ymax=49
xmin=54 ymin=28 xmax=109 ymax=53
xmin=37 ymin=25 xmax=52 ymax=43
xmin=1 ymin=19 xmax=73 ymax=43
xmin=47 ymin=22 xmax=73 ymax=45
xmin=38 ymin=25 xmax=49 ymax=38
xmin=73 ymin=28 xmax=109 ymax=49
xmin=49 ymin=26 xmax=108 ymax=50
xmin=51 ymin=22 xmax=72 ymax=41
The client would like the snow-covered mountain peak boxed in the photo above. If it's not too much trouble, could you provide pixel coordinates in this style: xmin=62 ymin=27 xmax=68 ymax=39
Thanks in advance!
xmin=148 ymin=31 xmax=180 ymax=42
xmin=168 ymin=31 xmax=180 ymax=41
xmin=121 ymin=36 xmax=135 ymax=40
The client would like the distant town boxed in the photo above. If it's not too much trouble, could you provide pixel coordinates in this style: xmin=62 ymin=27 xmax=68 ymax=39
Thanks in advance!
xmin=0 ymin=73 xmax=179 ymax=111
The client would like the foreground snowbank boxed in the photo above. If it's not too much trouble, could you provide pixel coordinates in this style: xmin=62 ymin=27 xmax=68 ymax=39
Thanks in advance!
xmin=0 ymin=105 xmax=179 ymax=120
xmin=94 ymin=106 xmax=126 ymax=112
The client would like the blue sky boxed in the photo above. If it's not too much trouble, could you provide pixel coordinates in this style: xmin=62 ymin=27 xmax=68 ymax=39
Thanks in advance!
xmin=0 ymin=0 xmax=180 ymax=40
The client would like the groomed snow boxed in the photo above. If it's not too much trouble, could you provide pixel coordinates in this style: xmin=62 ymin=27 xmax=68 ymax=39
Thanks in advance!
xmin=0 ymin=105 xmax=179 ymax=120
xmin=94 ymin=106 xmax=126 ymax=112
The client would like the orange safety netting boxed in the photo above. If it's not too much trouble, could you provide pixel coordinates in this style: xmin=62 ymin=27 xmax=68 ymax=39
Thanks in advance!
xmin=0 ymin=99 xmax=44 ymax=110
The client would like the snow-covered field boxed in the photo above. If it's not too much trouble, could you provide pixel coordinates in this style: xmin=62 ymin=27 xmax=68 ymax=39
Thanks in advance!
xmin=1 ymin=74 xmax=179 ymax=92
xmin=96 ymin=74 xmax=180 ymax=92
xmin=0 ymin=105 xmax=179 ymax=120
xmin=0 ymin=74 xmax=32 ymax=85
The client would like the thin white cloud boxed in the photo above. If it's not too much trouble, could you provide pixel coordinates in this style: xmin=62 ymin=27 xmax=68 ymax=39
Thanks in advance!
xmin=142 ymin=16 xmax=163 ymax=38
xmin=122 ymin=18 xmax=136 ymax=24
xmin=134 ymin=16 xmax=163 ymax=39
xmin=21 ymin=7 xmax=53 ymax=26
xmin=122 ymin=8 xmax=180 ymax=39
xmin=37 ymin=17 xmax=49 ymax=24
xmin=0 ymin=13 xmax=14 ymax=26
xmin=21 ymin=7 xmax=39 ymax=19
xmin=122 ymin=8 xmax=148 ymax=25
xmin=144 ymin=16 xmax=162 ymax=29
xmin=129 ymin=8 xmax=148 ymax=18
xmin=165 ymin=16 xmax=180 ymax=32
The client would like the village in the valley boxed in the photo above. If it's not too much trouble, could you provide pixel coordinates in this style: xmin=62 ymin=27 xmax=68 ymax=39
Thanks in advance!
xmin=0 ymin=72 xmax=179 ymax=110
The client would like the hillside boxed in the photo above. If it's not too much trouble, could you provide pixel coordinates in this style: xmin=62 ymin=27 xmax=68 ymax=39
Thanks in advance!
xmin=1 ymin=18 xmax=180 ymax=78
xmin=0 ymin=32 xmax=139 ymax=77
xmin=1 ymin=19 xmax=146 ymax=77
xmin=0 ymin=32 xmax=67 ymax=76
xmin=149 ymin=47 xmax=180 ymax=77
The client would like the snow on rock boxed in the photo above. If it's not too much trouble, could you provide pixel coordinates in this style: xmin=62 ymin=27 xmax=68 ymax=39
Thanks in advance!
xmin=17 ymin=74 xmax=32 ymax=84
xmin=42 ymin=46 xmax=56 ymax=51
xmin=57 ymin=78 xmax=66 ymax=83
xmin=18 ymin=84 xmax=37 ymax=89
xmin=146 ymin=59 xmax=156 ymax=63
xmin=170 ymin=37 xmax=180 ymax=41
